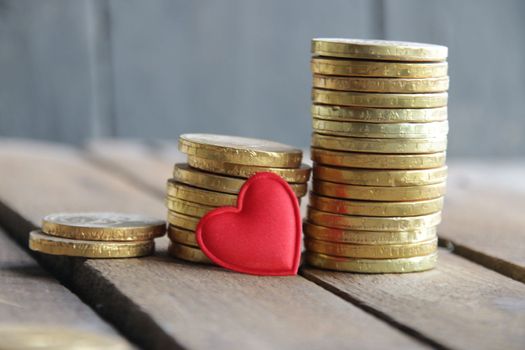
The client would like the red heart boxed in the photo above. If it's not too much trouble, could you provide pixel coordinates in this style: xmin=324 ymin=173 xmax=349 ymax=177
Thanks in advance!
xmin=196 ymin=172 xmax=302 ymax=276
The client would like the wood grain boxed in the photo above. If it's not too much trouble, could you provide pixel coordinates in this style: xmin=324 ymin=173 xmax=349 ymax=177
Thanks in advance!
xmin=0 ymin=139 xmax=425 ymax=350
xmin=0 ymin=228 xmax=129 ymax=343
xmin=441 ymin=160 xmax=525 ymax=282
xmin=303 ymin=250 xmax=525 ymax=350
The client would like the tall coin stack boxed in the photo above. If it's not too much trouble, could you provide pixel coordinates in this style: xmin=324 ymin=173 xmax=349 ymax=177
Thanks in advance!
xmin=166 ymin=134 xmax=311 ymax=263
xmin=306 ymin=38 xmax=449 ymax=273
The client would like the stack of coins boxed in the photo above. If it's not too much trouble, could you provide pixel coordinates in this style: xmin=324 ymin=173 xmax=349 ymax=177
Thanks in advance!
xmin=306 ymin=38 xmax=449 ymax=273
xmin=29 ymin=213 xmax=166 ymax=258
xmin=166 ymin=133 xmax=311 ymax=263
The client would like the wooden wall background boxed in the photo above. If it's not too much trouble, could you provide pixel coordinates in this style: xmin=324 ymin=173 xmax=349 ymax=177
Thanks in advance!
xmin=1 ymin=0 xmax=524 ymax=156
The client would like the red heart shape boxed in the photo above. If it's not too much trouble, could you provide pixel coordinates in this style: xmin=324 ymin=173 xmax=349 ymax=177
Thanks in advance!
xmin=196 ymin=172 xmax=302 ymax=276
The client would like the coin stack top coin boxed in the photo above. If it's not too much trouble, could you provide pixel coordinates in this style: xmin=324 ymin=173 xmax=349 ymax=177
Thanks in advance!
xmin=29 ymin=212 xmax=166 ymax=258
xmin=166 ymin=133 xmax=311 ymax=263
xmin=306 ymin=38 xmax=448 ymax=273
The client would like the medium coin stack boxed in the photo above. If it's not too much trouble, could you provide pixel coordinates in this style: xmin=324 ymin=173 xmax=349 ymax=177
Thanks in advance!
xmin=166 ymin=133 xmax=311 ymax=263
xmin=306 ymin=38 xmax=449 ymax=273
xmin=29 ymin=213 xmax=166 ymax=258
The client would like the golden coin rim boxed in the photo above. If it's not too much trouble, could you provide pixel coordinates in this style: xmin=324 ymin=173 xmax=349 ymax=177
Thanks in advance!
xmin=166 ymin=180 xmax=238 ymax=206
xmin=168 ymin=242 xmax=211 ymax=263
xmin=187 ymin=156 xmax=311 ymax=183
xmin=303 ymin=221 xmax=437 ymax=244
xmin=29 ymin=230 xmax=154 ymax=258
xmin=311 ymin=104 xmax=448 ymax=123
xmin=165 ymin=196 xmax=216 ymax=218
xmin=311 ymin=133 xmax=448 ymax=154
xmin=305 ymin=251 xmax=438 ymax=273
xmin=312 ymin=75 xmax=449 ymax=93
xmin=307 ymin=207 xmax=442 ymax=231
xmin=167 ymin=225 xmax=198 ymax=247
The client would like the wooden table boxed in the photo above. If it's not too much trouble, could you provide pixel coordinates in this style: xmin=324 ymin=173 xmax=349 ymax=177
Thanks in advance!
xmin=0 ymin=139 xmax=524 ymax=350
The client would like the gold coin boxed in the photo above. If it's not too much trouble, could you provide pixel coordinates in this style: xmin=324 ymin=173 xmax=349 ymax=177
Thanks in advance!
xmin=173 ymin=163 xmax=307 ymax=197
xmin=312 ymin=119 xmax=448 ymax=139
xmin=311 ymin=133 xmax=448 ymax=154
xmin=309 ymin=193 xmax=444 ymax=216
xmin=168 ymin=242 xmax=211 ymax=264
xmin=311 ymin=38 xmax=448 ymax=62
xmin=41 ymin=212 xmax=165 ymax=241
xmin=166 ymin=180 xmax=237 ymax=207
xmin=179 ymin=133 xmax=302 ymax=168
xmin=307 ymin=207 xmax=441 ymax=231
xmin=165 ymin=196 xmax=216 ymax=218
xmin=312 ymin=89 xmax=448 ymax=108
xmin=305 ymin=251 xmax=438 ymax=273
xmin=313 ymin=165 xmax=447 ymax=186
xmin=167 ymin=210 xmax=200 ymax=231
xmin=313 ymin=75 xmax=449 ymax=93
xmin=0 ymin=325 xmax=131 ymax=350
xmin=312 ymin=104 xmax=447 ymax=123
xmin=304 ymin=221 xmax=437 ymax=244
xmin=313 ymin=180 xmax=446 ymax=201
xmin=311 ymin=58 xmax=448 ymax=78
xmin=167 ymin=225 xmax=198 ymax=247
xmin=311 ymin=148 xmax=446 ymax=169
xmin=305 ymin=237 xmax=438 ymax=259
xmin=187 ymin=156 xmax=311 ymax=183
xmin=29 ymin=230 xmax=154 ymax=258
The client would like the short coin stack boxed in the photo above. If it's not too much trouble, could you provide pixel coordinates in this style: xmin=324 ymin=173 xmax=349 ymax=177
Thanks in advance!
xmin=29 ymin=213 xmax=166 ymax=258
xmin=306 ymin=38 xmax=449 ymax=273
xmin=166 ymin=133 xmax=311 ymax=263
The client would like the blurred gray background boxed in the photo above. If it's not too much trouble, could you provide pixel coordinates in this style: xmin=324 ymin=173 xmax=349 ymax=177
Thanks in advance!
xmin=1 ymin=0 xmax=524 ymax=156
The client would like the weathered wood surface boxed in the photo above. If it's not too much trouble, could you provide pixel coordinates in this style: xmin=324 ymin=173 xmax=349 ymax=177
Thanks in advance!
xmin=0 ymin=139 xmax=426 ymax=350
xmin=442 ymin=160 xmax=525 ymax=282
xmin=0 ymin=227 xmax=130 ymax=346
xmin=86 ymin=140 xmax=525 ymax=350
xmin=303 ymin=251 xmax=525 ymax=350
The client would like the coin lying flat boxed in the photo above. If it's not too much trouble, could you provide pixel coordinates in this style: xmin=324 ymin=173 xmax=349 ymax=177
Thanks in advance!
xmin=309 ymin=193 xmax=444 ymax=217
xmin=311 ymin=38 xmax=448 ymax=62
xmin=313 ymin=165 xmax=447 ymax=186
xmin=303 ymin=222 xmax=437 ymax=245
xmin=167 ymin=210 xmax=201 ymax=231
xmin=311 ymin=148 xmax=447 ymax=169
xmin=167 ymin=180 xmax=237 ymax=207
xmin=29 ymin=230 xmax=154 ymax=258
xmin=312 ymin=119 xmax=449 ymax=139
xmin=313 ymin=180 xmax=446 ymax=201
xmin=305 ymin=237 xmax=438 ymax=259
xmin=311 ymin=58 xmax=448 ymax=78
xmin=312 ymin=75 xmax=449 ymax=93
xmin=0 ymin=325 xmax=131 ymax=350
xmin=307 ymin=207 xmax=441 ymax=231
xmin=187 ymin=156 xmax=311 ymax=183
xmin=168 ymin=225 xmax=198 ymax=247
xmin=165 ymin=196 xmax=216 ymax=218
xmin=168 ymin=242 xmax=211 ymax=264
xmin=312 ymin=104 xmax=447 ymax=123
xmin=179 ymin=133 xmax=302 ymax=168
xmin=312 ymin=89 xmax=448 ymax=108
xmin=41 ymin=212 xmax=166 ymax=241
xmin=305 ymin=251 xmax=438 ymax=273
xmin=173 ymin=163 xmax=307 ymax=197
xmin=311 ymin=133 xmax=448 ymax=154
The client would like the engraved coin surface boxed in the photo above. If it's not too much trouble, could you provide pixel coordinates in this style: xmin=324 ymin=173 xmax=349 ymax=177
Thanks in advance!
xmin=41 ymin=212 xmax=166 ymax=241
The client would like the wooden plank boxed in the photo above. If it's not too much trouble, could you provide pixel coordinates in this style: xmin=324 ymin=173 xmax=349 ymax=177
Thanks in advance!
xmin=383 ymin=0 xmax=525 ymax=156
xmin=0 ymin=139 xmax=426 ymax=350
xmin=302 ymin=250 xmax=525 ymax=350
xmin=0 ymin=227 xmax=131 ymax=345
xmin=0 ymin=0 xmax=112 ymax=143
xmin=440 ymin=160 xmax=525 ymax=282
xmin=86 ymin=140 xmax=525 ymax=350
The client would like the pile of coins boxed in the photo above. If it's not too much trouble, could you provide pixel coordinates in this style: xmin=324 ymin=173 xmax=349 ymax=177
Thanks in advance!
xmin=305 ymin=38 xmax=449 ymax=273
xmin=29 ymin=213 xmax=166 ymax=258
xmin=166 ymin=133 xmax=311 ymax=263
